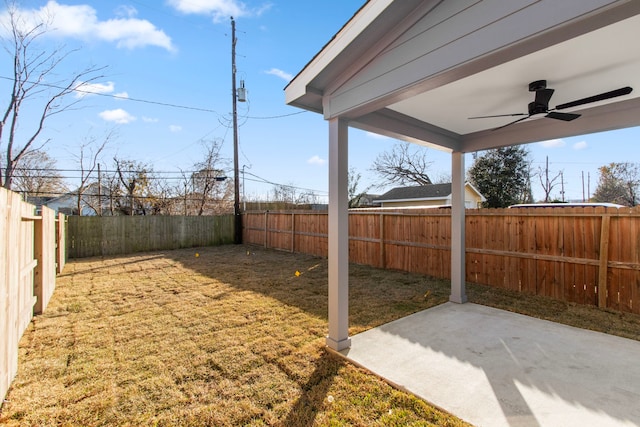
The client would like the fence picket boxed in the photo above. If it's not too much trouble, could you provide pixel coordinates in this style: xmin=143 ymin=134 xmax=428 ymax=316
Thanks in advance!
xmin=243 ymin=208 xmax=640 ymax=314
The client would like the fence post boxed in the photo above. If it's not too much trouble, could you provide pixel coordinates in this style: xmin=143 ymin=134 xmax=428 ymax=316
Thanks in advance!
xmin=33 ymin=217 xmax=44 ymax=314
xmin=597 ymin=214 xmax=611 ymax=308
xmin=56 ymin=213 xmax=66 ymax=274
xmin=291 ymin=212 xmax=295 ymax=253
xmin=264 ymin=211 xmax=268 ymax=249
xmin=379 ymin=213 xmax=386 ymax=268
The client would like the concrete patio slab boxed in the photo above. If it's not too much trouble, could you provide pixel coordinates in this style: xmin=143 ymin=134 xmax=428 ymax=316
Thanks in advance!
xmin=339 ymin=303 xmax=640 ymax=427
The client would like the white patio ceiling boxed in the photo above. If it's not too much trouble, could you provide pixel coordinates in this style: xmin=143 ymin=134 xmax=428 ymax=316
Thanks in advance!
xmin=286 ymin=0 xmax=640 ymax=153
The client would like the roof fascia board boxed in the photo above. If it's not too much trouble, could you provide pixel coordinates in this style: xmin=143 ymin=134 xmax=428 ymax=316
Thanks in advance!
xmin=322 ymin=0 xmax=442 ymax=98
xmin=285 ymin=0 xmax=394 ymax=105
xmin=351 ymin=108 xmax=462 ymax=152
xmin=462 ymin=96 xmax=640 ymax=152
xmin=322 ymin=0 xmax=633 ymax=120
xmin=378 ymin=196 xmax=449 ymax=203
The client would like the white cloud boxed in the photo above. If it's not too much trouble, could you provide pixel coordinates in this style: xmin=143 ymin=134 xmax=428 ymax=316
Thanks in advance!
xmin=96 ymin=17 xmax=175 ymax=51
xmin=167 ymin=0 xmax=271 ymax=22
xmin=538 ymin=139 xmax=566 ymax=148
xmin=1 ymin=1 xmax=175 ymax=52
xmin=74 ymin=81 xmax=115 ymax=98
xmin=573 ymin=141 xmax=588 ymax=150
xmin=265 ymin=68 xmax=292 ymax=82
xmin=115 ymin=5 xmax=138 ymax=19
xmin=142 ymin=116 xmax=158 ymax=123
xmin=99 ymin=108 xmax=136 ymax=124
xmin=114 ymin=91 xmax=129 ymax=100
xmin=169 ymin=125 xmax=182 ymax=132
xmin=307 ymin=155 xmax=326 ymax=166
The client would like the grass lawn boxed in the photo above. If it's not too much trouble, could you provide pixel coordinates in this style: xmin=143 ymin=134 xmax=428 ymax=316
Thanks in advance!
xmin=1 ymin=245 xmax=639 ymax=426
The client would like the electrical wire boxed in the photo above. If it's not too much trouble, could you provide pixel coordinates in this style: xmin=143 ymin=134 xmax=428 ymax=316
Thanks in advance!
xmin=11 ymin=167 xmax=329 ymax=195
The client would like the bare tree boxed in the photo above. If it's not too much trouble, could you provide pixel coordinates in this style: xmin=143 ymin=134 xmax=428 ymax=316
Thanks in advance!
xmin=536 ymin=156 xmax=563 ymax=202
xmin=271 ymin=183 xmax=313 ymax=206
xmin=370 ymin=142 xmax=433 ymax=187
xmin=191 ymin=139 xmax=231 ymax=215
xmin=72 ymin=131 xmax=112 ymax=216
xmin=0 ymin=2 xmax=105 ymax=189
xmin=9 ymin=149 xmax=67 ymax=198
xmin=348 ymin=167 xmax=372 ymax=208
xmin=114 ymin=157 xmax=152 ymax=215
xmin=101 ymin=168 xmax=122 ymax=216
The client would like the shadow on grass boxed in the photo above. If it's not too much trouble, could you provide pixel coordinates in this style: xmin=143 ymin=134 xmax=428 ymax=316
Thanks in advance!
xmin=281 ymin=348 xmax=344 ymax=427
xmin=166 ymin=244 xmax=452 ymax=332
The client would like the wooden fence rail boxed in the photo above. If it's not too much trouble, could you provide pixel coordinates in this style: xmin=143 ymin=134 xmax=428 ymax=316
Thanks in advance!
xmin=67 ymin=215 xmax=235 ymax=258
xmin=1 ymin=188 xmax=64 ymax=405
xmin=243 ymin=207 xmax=640 ymax=314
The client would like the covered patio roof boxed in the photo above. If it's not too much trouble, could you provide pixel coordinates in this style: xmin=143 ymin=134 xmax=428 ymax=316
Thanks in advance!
xmin=285 ymin=0 xmax=640 ymax=351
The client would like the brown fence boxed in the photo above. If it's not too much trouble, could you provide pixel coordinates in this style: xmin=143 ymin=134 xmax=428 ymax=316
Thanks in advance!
xmin=1 ymin=188 xmax=65 ymax=404
xmin=243 ymin=207 xmax=640 ymax=314
xmin=67 ymin=215 xmax=235 ymax=258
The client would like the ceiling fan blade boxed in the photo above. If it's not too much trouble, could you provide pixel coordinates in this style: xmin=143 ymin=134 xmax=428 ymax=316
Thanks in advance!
xmin=535 ymin=88 xmax=554 ymax=106
xmin=491 ymin=115 xmax=531 ymax=131
xmin=545 ymin=111 xmax=581 ymax=121
xmin=555 ymin=86 xmax=633 ymax=110
xmin=469 ymin=113 xmax=528 ymax=119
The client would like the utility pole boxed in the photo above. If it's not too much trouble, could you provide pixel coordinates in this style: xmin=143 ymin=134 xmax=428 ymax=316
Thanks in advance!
xmin=545 ymin=156 xmax=550 ymax=202
xmin=560 ymin=171 xmax=565 ymax=202
xmin=231 ymin=17 xmax=242 ymax=244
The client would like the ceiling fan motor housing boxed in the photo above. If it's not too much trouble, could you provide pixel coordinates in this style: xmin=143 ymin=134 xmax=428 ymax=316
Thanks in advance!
xmin=528 ymin=80 xmax=547 ymax=91
xmin=528 ymin=101 xmax=548 ymax=115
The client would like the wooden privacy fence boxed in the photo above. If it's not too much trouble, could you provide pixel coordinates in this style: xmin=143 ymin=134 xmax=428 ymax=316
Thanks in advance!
xmin=1 ymin=187 xmax=65 ymax=404
xmin=67 ymin=215 xmax=235 ymax=258
xmin=243 ymin=207 xmax=640 ymax=314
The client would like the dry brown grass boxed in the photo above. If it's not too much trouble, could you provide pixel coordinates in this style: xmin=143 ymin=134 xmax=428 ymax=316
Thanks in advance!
xmin=0 ymin=245 xmax=466 ymax=426
xmin=1 ymin=244 xmax=638 ymax=426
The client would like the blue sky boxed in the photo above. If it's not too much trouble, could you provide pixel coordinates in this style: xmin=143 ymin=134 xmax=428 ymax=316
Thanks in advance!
xmin=1 ymin=0 xmax=638 ymax=203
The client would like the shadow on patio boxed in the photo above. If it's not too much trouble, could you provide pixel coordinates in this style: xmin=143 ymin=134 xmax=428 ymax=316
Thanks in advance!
xmin=341 ymin=302 xmax=640 ymax=427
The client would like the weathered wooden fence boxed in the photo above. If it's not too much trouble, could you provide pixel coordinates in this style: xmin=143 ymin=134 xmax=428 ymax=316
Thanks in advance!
xmin=243 ymin=207 xmax=640 ymax=314
xmin=67 ymin=215 xmax=235 ymax=258
xmin=1 ymin=187 xmax=65 ymax=404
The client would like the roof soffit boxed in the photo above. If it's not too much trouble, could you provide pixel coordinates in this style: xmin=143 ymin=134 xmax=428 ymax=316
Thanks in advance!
xmin=322 ymin=0 xmax=635 ymax=120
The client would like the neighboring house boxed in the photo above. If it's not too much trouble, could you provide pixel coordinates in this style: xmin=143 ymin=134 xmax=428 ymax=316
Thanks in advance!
xmin=44 ymin=183 xmax=113 ymax=216
xmin=375 ymin=183 xmax=485 ymax=209
xmin=350 ymin=193 xmax=381 ymax=208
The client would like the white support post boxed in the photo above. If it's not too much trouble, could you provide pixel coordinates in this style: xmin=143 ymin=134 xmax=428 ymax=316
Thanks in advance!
xmin=326 ymin=117 xmax=351 ymax=351
xmin=450 ymin=151 xmax=468 ymax=303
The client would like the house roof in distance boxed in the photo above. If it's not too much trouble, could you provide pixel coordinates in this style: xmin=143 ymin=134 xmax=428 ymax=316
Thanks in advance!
xmin=377 ymin=183 xmax=453 ymax=202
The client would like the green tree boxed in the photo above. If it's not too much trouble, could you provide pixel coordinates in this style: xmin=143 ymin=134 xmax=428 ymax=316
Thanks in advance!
xmin=468 ymin=146 xmax=532 ymax=208
xmin=592 ymin=162 xmax=639 ymax=206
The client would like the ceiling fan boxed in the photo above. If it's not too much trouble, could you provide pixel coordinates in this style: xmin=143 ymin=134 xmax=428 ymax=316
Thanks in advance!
xmin=469 ymin=80 xmax=633 ymax=130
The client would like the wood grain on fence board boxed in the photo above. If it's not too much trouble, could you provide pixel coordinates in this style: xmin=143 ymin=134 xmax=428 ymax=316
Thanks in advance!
xmin=243 ymin=207 xmax=640 ymax=314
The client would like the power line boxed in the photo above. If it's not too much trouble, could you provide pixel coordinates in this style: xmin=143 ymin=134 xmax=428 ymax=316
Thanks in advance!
xmin=245 ymin=110 xmax=307 ymax=119
xmin=244 ymin=171 xmax=328 ymax=195
xmin=0 ymin=75 xmax=222 ymax=115
xmin=0 ymin=75 xmax=308 ymax=120
xmin=12 ymin=167 xmax=329 ymax=195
